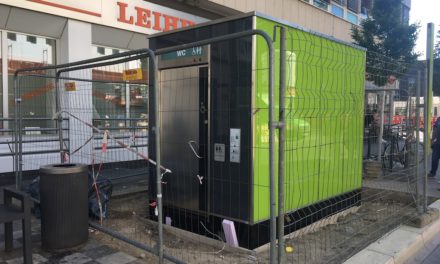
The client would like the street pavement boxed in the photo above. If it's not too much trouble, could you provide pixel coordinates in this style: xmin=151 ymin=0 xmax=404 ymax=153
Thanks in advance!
xmin=404 ymin=229 xmax=440 ymax=264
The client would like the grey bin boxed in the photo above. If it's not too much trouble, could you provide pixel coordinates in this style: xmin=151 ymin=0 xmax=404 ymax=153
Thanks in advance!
xmin=39 ymin=163 xmax=89 ymax=251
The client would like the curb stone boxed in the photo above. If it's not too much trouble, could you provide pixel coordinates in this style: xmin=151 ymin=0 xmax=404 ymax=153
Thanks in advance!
xmin=343 ymin=200 xmax=440 ymax=264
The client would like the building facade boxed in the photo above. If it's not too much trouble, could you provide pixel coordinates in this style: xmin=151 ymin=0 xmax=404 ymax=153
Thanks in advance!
xmin=0 ymin=0 xmax=408 ymax=176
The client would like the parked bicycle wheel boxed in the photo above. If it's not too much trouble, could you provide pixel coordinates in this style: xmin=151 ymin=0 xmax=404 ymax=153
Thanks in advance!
xmin=382 ymin=140 xmax=401 ymax=170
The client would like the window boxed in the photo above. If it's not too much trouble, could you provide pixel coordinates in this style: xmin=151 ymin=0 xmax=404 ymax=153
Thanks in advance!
xmin=331 ymin=4 xmax=344 ymax=18
xmin=347 ymin=0 xmax=360 ymax=13
xmin=7 ymin=33 xmax=16 ymax=41
xmin=361 ymin=0 xmax=373 ymax=10
xmin=7 ymin=33 xmax=56 ymax=132
xmin=332 ymin=0 xmax=346 ymax=5
xmin=347 ymin=11 xmax=358 ymax=24
xmin=97 ymin=46 xmax=105 ymax=55
xmin=313 ymin=0 xmax=329 ymax=10
xmin=402 ymin=5 xmax=409 ymax=24
xmin=26 ymin=36 xmax=37 ymax=44
xmin=91 ymin=46 xmax=148 ymax=132
xmin=360 ymin=0 xmax=371 ymax=20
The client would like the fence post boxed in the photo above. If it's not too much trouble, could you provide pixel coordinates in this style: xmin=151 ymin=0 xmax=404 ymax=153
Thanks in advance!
xmin=416 ymin=70 xmax=421 ymax=212
xmin=377 ymin=91 xmax=385 ymax=162
xmin=13 ymin=75 xmax=20 ymax=189
xmin=277 ymin=26 xmax=286 ymax=264
xmin=55 ymin=77 xmax=64 ymax=164
xmin=424 ymin=23 xmax=435 ymax=212
xmin=268 ymin=31 xmax=276 ymax=264
xmin=151 ymin=53 xmax=164 ymax=263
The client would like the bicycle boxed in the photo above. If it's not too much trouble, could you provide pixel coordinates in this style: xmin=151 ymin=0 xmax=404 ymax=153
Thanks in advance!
xmin=382 ymin=124 xmax=424 ymax=171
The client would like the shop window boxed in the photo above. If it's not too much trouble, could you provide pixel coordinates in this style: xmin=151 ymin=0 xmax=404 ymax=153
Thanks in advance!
xmin=7 ymin=32 xmax=56 ymax=134
xmin=91 ymin=45 xmax=148 ymax=133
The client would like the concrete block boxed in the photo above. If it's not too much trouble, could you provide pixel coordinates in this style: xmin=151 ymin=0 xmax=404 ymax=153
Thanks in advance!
xmin=343 ymin=249 xmax=394 ymax=264
xmin=407 ymin=208 xmax=439 ymax=228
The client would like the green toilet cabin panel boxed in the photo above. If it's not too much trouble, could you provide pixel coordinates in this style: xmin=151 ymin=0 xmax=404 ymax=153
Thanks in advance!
xmin=252 ymin=16 xmax=365 ymax=223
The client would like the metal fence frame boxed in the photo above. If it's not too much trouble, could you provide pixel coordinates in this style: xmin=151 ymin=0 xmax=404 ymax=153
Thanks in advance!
xmin=12 ymin=24 xmax=431 ymax=264
xmin=13 ymin=30 xmax=277 ymax=264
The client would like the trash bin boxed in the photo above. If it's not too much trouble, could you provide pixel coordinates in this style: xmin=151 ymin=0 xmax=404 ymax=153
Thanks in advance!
xmin=40 ymin=163 xmax=88 ymax=251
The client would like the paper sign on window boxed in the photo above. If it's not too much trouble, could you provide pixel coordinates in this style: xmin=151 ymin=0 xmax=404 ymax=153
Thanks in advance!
xmin=65 ymin=82 xmax=76 ymax=91
xmin=123 ymin=68 xmax=143 ymax=81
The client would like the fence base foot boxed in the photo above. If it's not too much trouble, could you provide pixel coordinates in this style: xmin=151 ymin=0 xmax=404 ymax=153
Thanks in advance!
xmin=407 ymin=208 xmax=439 ymax=228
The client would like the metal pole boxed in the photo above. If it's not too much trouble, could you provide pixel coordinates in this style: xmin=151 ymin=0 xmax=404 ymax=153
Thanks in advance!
xmin=406 ymin=91 xmax=412 ymax=170
xmin=424 ymin=23 xmax=435 ymax=212
xmin=13 ymin=75 xmax=19 ymax=189
xmin=277 ymin=26 xmax=286 ymax=264
xmin=388 ymin=90 xmax=395 ymax=160
xmin=88 ymin=221 xmax=185 ymax=264
xmin=416 ymin=71 xmax=421 ymax=211
xmin=55 ymin=76 xmax=64 ymax=163
xmin=18 ymin=76 xmax=23 ymax=190
xmin=267 ymin=32 xmax=276 ymax=264
xmin=151 ymin=51 xmax=164 ymax=264
xmin=389 ymin=91 xmax=394 ymax=127
xmin=378 ymin=91 xmax=385 ymax=162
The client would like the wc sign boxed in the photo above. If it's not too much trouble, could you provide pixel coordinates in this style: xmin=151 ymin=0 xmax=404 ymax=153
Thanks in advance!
xmin=176 ymin=47 xmax=203 ymax=57
xmin=158 ymin=46 xmax=209 ymax=69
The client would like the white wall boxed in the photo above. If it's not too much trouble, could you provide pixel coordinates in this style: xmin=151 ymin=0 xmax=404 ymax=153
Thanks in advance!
xmin=59 ymin=20 xmax=93 ymax=164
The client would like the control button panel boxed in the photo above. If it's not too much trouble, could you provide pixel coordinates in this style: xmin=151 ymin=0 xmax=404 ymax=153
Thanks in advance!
xmin=230 ymin=128 xmax=240 ymax=163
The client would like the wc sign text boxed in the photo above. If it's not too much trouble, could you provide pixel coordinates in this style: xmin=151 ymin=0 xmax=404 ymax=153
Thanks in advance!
xmin=161 ymin=46 xmax=205 ymax=60
xmin=176 ymin=47 xmax=203 ymax=57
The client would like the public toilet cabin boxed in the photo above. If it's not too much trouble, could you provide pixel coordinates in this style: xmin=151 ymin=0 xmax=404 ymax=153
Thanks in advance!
xmin=148 ymin=12 xmax=366 ymax=249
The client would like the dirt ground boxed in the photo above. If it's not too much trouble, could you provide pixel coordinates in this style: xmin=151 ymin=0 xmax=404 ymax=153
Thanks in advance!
xmin=91 ymin=189 xmax=430 ymax=264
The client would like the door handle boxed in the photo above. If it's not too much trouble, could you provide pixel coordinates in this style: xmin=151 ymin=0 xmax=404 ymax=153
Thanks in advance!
xmin=188 ymin=140 xmax=203 ymax=159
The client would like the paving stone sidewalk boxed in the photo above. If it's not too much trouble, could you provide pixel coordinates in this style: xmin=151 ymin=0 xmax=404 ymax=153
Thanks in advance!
xmin=0 ymin=230 xmax=144 ymax=264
